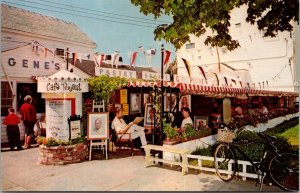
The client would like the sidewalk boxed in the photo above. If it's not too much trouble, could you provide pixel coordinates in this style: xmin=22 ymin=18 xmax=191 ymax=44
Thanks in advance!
xmin=1 ymin=147 xmax=283 ymax=191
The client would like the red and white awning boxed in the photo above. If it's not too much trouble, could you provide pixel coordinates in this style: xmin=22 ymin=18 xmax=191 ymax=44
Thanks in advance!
xmin=127 ymin=81 xmax=299 ymax=97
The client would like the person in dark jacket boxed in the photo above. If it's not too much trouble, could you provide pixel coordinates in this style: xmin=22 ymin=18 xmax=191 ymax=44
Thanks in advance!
xmin=3 ymin=108 xmax=23 ymax=150
xmin=20 ymin=95 xmax=36 ymax=149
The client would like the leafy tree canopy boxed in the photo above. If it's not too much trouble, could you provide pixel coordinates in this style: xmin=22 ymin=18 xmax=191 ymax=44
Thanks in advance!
xmin=131 ymin=0 xmax=299 ymax=51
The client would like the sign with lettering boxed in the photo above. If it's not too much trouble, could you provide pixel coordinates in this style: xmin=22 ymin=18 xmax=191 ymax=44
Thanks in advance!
xmin=141 ymin=71 xmax=170 ymax=81
xmin=223 ymin=98 xmax=231 ymax=125
xmin=38 ymin=81 xmax=88 ymax=93
xmin=95 ymin=67 xmax=137 ymax=79
xmin=122 ymin=103 xmax=129 ymax=115
xmin=7 ymin=57 xmax=61 ymax=70
xmin=46 ymin=100 xmax=71 ymax=141
xmin=174 ymin=75 xmax=205 ymax=85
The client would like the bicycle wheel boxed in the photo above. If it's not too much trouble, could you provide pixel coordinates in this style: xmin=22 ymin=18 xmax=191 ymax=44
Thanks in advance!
xmin=214 ymin=143 xmax=237 ymax=181
xmin=268 ymin=153 xmax=299 ymax=191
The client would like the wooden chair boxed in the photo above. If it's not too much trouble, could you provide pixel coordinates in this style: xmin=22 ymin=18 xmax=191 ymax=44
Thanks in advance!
xmin=92 ymin=100 xmax=105 ymax=112
xmin=110 ymin=126 xmax=134 ymax=156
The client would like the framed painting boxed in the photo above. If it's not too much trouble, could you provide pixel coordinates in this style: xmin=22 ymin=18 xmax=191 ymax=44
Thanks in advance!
xmin=164 ymin=93 xmax=177 ymax=112
xmin=130 ymin=93 xmax=141 ymax=114
xmin=194 ymin=116 xmax=209 ymax=131
xmin=144 ymin=103 xmax=155 ymax=127
xmin=179 ymin=95 xmax=191 ymax=110
xmin=87 ymin=112 xmax=109 ymax=140
xmin=143 ymin=93 xmax=154 ymax=108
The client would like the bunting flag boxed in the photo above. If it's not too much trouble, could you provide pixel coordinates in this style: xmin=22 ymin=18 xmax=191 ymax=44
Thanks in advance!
xmin=247 ymin=82 xmax=250 ymax=88
xmin=231 ymin=79 xmax=236 ymax=85
xmin=213 ymin=73 xmax=219 ymax=86
xmin=72 ymin=53 xmax=77 ymax=65
xmin=100 ymin=54 xmax=105 ymax=66
xmin=93 ymin=54 xmax=101 ymax=67
xmin=266 ymin=81 xmax=268 ymax=87
xmin=252 ymin=83 xmax=255 ymax=89
xmin=239 ymin=81 xmax=243 ymax=88
xmin=263 ymin=81 xmax=265 ymax=88
xmin=224 ymin=77 xmax=228 ymax=86
xmin=138 ymin=46 xmax=144 ymax=52
xmin=198 ymin=66 xmax=207 ymax=80
xmin=181 ymin=58 xmax=191 ymax=77
xmin=112 ymin=51 xmax=120 ymax=68
xmin=259 ymin=82 xmax=261 ymax=89
xmin=163 ymin=50 xmax=171 ymax=66
xmin=44 ymin=48 xmax=48 ymax=58
xmin=145 ymin=49 xmax=156 ymax=67
xmin=130 ymin=51 xmax=138 ymax=67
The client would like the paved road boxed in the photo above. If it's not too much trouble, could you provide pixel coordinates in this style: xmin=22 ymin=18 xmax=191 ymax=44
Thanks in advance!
xmin=1 ymin=147 xmax=283 ymax=191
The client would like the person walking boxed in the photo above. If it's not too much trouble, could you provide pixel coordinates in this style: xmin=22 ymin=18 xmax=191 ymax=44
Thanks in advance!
xmin=20 ymin=95 xmax=36 ymax=149
xmin=3 ymin=108 xmax=23 ymax=150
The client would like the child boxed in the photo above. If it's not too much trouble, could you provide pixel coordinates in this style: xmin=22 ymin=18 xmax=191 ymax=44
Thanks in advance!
xmin=3 ymin=108 xmax=23 ymax=150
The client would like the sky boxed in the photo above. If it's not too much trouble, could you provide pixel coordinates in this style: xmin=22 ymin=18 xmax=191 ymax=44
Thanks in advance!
xmin=4 ymin=0 xmax=176 ymax=68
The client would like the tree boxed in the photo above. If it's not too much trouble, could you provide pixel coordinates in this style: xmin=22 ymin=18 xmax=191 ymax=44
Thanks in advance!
xmin=88 ymin=75 xmax=128 ymax=107
xmin=131 ymin=0 xmax=299 ymax=51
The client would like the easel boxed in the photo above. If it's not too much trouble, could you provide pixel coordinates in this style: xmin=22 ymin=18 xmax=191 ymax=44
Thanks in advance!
xmin=89 ymin=139 xmax=108 ymax=160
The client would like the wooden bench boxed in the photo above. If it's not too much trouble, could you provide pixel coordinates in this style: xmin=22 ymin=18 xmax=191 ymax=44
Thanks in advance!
xmin=143 ymin=144 xmax=190 ymax=175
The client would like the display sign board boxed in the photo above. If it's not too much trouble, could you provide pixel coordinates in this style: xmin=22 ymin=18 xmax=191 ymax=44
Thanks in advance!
xmin=141 ymin=71 xmax=170 ymax=81
xmin=95 ymin=67 xmax=137 ymax=79
xmin=46 ymin=100 xmax=71 ymax=141
xmin=223 ymin=98 xmax=231 ymax=125
xmin=120 ymin=89 xmax=127 ymax=104
xmin=122 ymin=103 xmax=129 ymax=115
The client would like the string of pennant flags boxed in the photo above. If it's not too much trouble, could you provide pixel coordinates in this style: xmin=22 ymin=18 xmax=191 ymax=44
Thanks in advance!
xmin=31 ymin=41 xmax=172 ymax=69
xmin=181 ymin=57 xmax=292 ymax=90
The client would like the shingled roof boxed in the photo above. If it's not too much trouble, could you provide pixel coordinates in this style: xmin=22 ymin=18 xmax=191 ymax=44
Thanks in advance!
xmin=72 ymin=59 xmax=158 ymax=77
xmin=1 ymin=4 xmax=96 ymax=47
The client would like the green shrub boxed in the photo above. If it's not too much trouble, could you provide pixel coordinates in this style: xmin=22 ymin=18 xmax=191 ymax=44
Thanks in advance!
xmin=191 ymin=145 xmax=216 ymax=157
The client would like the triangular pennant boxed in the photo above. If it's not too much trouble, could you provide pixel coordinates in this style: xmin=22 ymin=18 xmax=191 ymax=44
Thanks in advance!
xmin=163 ymin=50 xmax=171 ymax=65
xmin=181 ymin=58 xmax=191 ymax=77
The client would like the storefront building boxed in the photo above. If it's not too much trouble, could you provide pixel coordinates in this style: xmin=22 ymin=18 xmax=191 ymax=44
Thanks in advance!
xmin=1 ymin=4 xmax=96 ymax=143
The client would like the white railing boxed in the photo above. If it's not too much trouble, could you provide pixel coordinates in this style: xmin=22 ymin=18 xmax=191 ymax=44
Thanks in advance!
xmin=187 ymin=154 xmax=258 ymax=181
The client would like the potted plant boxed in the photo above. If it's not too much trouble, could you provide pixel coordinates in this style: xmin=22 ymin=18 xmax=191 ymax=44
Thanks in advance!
xmin=163 ymin=120 xmax=177 ymax=142
xmin=182 ymin=123 xmax=197 ymax=141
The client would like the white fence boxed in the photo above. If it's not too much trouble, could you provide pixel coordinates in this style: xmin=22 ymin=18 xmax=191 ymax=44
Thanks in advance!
xmin=186 ymin=154 xmax=258 ymax=181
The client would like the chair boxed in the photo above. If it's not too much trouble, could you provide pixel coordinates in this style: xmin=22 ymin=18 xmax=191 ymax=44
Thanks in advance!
xmin=110 ymin=126 xmax=134 ymax=156
xmin=92 ymin=100 xmax=105 ymax=112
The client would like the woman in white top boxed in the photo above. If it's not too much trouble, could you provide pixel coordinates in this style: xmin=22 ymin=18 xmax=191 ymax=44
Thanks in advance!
xmin=181 ymin=107 xmax=193 ymax=129
xmin=111 ymin=107 xmax=147 ymax=146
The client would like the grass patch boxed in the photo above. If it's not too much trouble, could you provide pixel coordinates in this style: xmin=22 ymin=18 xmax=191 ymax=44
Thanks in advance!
xmin=279 ymin=124 xmax=299 ymax=147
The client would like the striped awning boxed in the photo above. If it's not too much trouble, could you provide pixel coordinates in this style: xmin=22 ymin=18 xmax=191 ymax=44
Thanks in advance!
xmin=127 ymin=81 xmax=299 ymax=97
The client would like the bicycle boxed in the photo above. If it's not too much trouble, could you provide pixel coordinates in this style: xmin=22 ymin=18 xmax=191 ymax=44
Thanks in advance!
xmin=214 ymin=126 xmax=299 ymax=191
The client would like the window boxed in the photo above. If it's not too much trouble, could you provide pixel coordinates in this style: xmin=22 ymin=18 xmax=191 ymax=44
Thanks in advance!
xmin=17 ymin=83 xmax=45 ymax=113
xmin=1 ymin=82 xmax=13 ymax=116
xmin=55 ymin=48 xmax=65 ymax=57
xmin=186 ymin=43 xmax=195 ymax=49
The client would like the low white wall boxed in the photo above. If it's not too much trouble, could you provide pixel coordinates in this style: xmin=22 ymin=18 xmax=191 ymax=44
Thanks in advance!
xmin=163 ymin=112 xmax=299 ymax=161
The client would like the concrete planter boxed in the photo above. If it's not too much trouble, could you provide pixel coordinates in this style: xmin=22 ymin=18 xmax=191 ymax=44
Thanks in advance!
xmin=38 ymin=141 xmax=89 ymax=165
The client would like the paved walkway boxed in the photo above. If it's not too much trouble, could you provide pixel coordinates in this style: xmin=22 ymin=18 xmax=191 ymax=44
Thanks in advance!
xmin=1 ymin=147 xmax=283 ymax=191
